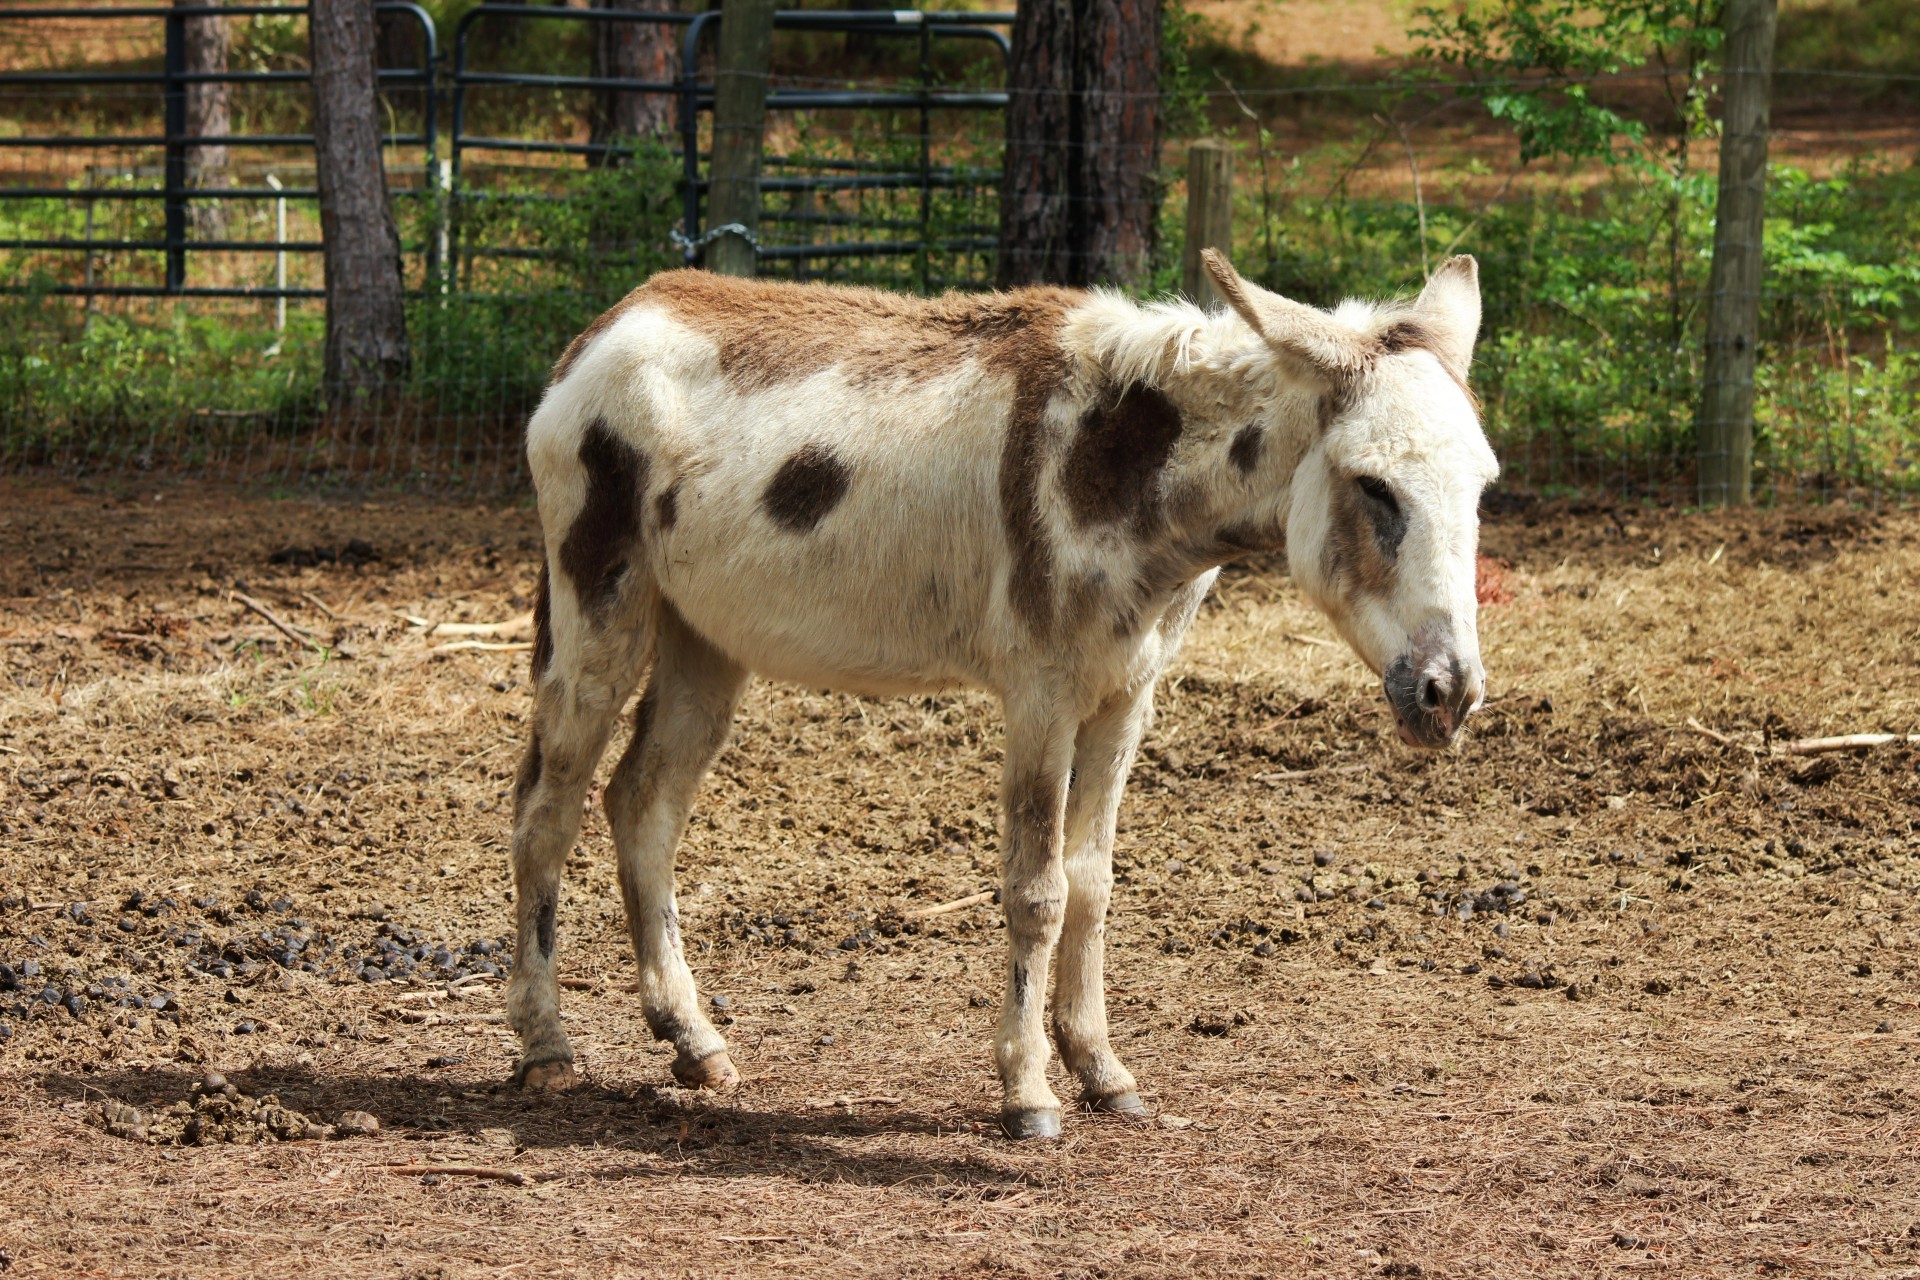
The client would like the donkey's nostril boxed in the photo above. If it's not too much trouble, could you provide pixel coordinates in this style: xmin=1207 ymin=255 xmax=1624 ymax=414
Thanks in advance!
xmin=1419 ymin=676 xmax=1444 ymax=710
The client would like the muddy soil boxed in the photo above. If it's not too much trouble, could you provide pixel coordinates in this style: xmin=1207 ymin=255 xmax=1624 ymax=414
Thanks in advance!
xmin=0 ymin=478 xmax=1915 ymax=1279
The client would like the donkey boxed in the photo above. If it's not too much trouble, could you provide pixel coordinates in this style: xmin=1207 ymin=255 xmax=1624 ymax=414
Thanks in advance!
xmin=505 ymin=249 xmax=1497 ymax=1138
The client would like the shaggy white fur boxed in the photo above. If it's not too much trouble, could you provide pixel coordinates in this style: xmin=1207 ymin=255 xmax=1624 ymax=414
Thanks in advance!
xmin=501 ymin=253 xmax=1498 ymax=1138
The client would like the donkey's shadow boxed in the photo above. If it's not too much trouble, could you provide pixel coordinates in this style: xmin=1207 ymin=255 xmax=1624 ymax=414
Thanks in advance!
xmin=35 ymin=1065 xmax=1029 ymax=1189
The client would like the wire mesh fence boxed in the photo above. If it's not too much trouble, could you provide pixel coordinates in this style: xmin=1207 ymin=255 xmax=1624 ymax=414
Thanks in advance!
xmin=1 ymin=2 xmax=1916 ymax=502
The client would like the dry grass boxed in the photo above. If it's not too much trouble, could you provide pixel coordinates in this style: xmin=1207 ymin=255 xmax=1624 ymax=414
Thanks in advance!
xmin=0 ymin=478 xmax=1916 ymax=1279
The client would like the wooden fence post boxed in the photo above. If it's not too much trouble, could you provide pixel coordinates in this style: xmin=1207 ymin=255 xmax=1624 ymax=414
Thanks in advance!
xmin=1182 ymin=140 xmax=1232 ymax=307
xmin=1697 ymin=0 xmax=1777 ymax=506
xmin=704 ymin=0 xmax=776 ymax=278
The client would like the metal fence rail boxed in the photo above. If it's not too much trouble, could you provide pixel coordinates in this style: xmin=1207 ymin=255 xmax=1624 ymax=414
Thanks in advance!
xmin=0 ymin=3 xmax=1013 ymax=299
xmin=3 ymin=6 xmax=1915 ymax=503
xmin=0 ymin=2 xmax=1019 ymax=489
xmin=0 ymin=2 xmax=438 ymax=297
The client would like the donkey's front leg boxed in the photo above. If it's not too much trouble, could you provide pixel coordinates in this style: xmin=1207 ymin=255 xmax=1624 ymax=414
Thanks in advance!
xmin=994 ymin=688 xmax=1079 ymax=1139
xmin=1052 ymin=685 xmax=1156 ymax=1118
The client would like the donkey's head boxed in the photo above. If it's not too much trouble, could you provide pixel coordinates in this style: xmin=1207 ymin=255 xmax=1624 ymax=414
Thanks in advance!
xmin=1203 ymin=250 xmax=1499 ymax=748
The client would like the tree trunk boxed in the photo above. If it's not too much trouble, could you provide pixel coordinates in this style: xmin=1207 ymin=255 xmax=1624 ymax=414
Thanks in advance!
xmin=590 ymin=0 xmax=679 ymax=160
xmin=311 ymin=0 xmax=410 ymax=408
xmin=997 ymin=0 xmax=1162 ymax=289
xmin=1696 ymin=0 xmax=1776 ymax=506
xmin=178 ymin=0 xmax=229 ymax=239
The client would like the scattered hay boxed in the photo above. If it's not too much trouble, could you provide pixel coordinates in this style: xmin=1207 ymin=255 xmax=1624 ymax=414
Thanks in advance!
xmin=1 ymin=480 xmax=1916 ymax=1279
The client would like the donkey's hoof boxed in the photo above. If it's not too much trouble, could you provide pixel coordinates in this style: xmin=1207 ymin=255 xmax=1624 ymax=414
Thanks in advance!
xmin=671 ymin=1048 xmax=740 ymax=1092
xmin=999 ymin=1107 xmax=1063 ymax=1140
xmin=1085 ymin=1090 xmax=1150 ymax=1121
xmin=514 ymin=1052 xmax=579 ymax=1092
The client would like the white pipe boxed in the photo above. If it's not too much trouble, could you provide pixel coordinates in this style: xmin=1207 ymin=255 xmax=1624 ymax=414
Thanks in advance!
xmin=265 ymin=172 xmax=286 ymax=342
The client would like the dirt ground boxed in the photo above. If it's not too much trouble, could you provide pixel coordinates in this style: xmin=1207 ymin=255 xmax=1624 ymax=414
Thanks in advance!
xmin=0 ymin=477 xmax=1915 ymax=1279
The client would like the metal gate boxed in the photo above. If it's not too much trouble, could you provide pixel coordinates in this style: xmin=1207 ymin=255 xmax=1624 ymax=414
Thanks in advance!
xmin=0 ymin=4 xmax=1013 ymax=300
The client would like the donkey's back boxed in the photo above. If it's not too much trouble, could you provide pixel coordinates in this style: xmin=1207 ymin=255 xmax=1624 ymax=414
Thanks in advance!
xmin=527 ymin=270 xmax=1095 ymax=697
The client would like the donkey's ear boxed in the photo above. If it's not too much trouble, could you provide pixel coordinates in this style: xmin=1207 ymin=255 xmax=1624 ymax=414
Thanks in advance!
xmin=1413 ymin=254 xmax=1481 ymax=378
xmin=1200 ymin=247 xmax=1270 ymax=337
xmin=1200 ymin=248 xmax=1370 ymax=384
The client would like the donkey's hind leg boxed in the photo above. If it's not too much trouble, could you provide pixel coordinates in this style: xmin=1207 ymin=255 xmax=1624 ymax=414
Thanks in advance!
xmin=605 ymin=604 xmax=749 ymax=1089
xmin=507 ymin=569 xmax=656 ymax=1090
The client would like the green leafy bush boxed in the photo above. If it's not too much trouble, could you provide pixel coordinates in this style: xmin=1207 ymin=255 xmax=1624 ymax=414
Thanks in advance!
xmin=0 ymin=287 xmax=323 ymax=465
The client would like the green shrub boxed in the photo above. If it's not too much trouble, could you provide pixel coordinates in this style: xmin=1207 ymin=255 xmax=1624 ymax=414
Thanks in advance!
xmin=1218 ymin=143 xmax=1918 ymax=495
xmin=0 ymin=287 xmax=322 ymax=466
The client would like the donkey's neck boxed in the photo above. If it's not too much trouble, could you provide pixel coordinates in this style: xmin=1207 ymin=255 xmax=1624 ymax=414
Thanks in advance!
xmin=1063 ymin=293 xmax=1325 ymax=565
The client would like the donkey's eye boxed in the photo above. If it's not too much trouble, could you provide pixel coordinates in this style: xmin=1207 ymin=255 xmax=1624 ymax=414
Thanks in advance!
xmin=1356 ymin=476 xmax=1399 ymax=513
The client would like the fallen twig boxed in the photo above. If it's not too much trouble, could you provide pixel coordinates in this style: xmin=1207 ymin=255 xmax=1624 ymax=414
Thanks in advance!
xmin=384 ymin=1164 xmax=528 ymax=1187
xmin=1253 ymin=763 xmax=1370 ymax=784
xmin=443 ymin=613 xmax=532 ymax=637
xmin=905 ymin=889 xmax=994 ymax=919
xmin=429 ymin=640 xmax=534 ymax=655
xmin=448 ymin=973 xmax=499 ymax=989
xmin=1682 ymin=720 xmax=1920 ymax=758
xmin=1282 ymin=632 xmax=1334 ymax=647
xmin=1778 ymin=733 xmax=1920 ymax=757
xmin=300 ymin=590 xmax=339 ymax=620
xmin=388 ymin=979 xmax=494 ymax=1003
xmin=407 ymin=613 xmax=533 ymax=638
xmin=391 ymin=1009 xmax=506 ymax=1025
xmin=231 ymin=590 xmax=322 ymax=651
xmin=803 ymin=1094 xmax=902 ymax=1109
xmin=1683 ymin=717 xmax=1757 ymax=754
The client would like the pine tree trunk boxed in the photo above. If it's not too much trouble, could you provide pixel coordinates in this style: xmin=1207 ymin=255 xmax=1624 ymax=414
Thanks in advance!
xmin=311 ymin=0 xmax=409 ymax=409
xmin=997 ymin=0 xmax=1162 ymax=289
xmin=178 ymin=0 xmax=229 ymax=240
xmin=590 ymin=0 xmax=679 ymax=160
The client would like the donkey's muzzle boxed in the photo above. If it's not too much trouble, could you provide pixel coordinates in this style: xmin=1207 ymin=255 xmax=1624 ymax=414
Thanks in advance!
xmin=1383 ymin=650 xmax=1483 ymax=748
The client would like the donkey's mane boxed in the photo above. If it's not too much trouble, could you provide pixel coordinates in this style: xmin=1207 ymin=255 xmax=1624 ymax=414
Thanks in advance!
xmin=1064 ymin=291 xmax=1274 ymax=394
xmin=1068 ymin=288 xmax=1456 ymax=403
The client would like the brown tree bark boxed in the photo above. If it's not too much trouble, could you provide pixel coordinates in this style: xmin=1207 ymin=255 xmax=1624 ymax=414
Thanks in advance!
xmin=1697 ymin=0 xmax=1775 ymax=506
xmin=178 ymin=0 xmax=229 ymax=239
xmin=997 ymin=0 xmax=1162 ymax=289
xmin=180 ymin=0 xmax=229 ymax=180
xmin=310 ymin=0 xmax=409 ymax=408
xmin=590 ymin=0 xmax=679 ymax=159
